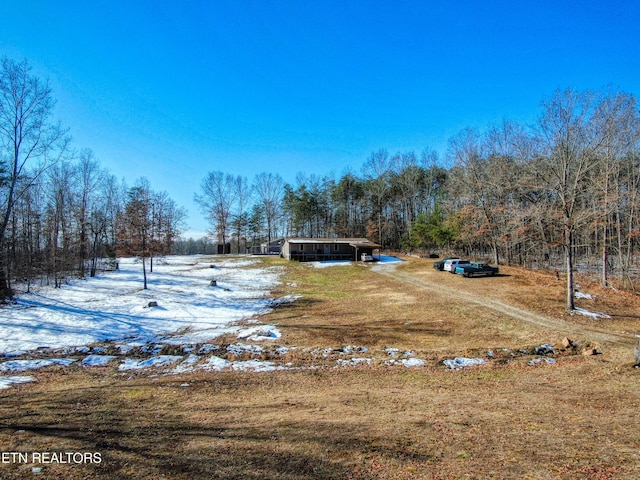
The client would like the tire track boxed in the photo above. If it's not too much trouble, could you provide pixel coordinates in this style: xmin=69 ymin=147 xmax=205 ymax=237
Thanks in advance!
xmin=376 ymin=268 xmax=636 ymax=347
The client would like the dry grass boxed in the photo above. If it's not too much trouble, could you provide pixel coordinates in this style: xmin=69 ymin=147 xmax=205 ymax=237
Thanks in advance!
xmin=1 ymin=254 xmax=640 ymax=479
xmin=269 ymin=256 xmax=638 ymax=360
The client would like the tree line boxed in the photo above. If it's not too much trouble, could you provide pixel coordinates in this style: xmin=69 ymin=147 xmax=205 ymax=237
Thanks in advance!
xmin=0 ymin=58 xmax=186 ymax=299
xmin=442 ymin=90 xmax=640 ymax=307
xmin=194 ymin=89 xmax=640 ymax=309
xmin=2 ymin=56 xmax=639 ymax=309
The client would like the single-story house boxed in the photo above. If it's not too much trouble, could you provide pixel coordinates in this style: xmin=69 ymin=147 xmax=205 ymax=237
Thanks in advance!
xmin=281 ymin=238 xmax=381 ymax=262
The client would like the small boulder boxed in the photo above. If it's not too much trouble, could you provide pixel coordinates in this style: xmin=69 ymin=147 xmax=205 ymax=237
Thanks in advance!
xmin=147 ymin=301 xmax=158 ymax=308
xmin=583 ymin=348 xmax=598 ymax=356
xmin=562 ymin=337 xmax=574 ymax=349
xmin=210 ymin=279 xmax=217 ymax=286
xmin=535 ymin=344 xmax=554 ymax=355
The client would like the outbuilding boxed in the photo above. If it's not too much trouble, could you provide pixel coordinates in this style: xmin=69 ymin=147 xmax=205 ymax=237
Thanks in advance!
xmin=248 ymin=238 xmax=284 ymax=255
xmin=281 ymin=237 xmax=381 ymax=262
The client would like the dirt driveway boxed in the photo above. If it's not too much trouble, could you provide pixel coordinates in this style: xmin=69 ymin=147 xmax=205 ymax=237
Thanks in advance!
xmin=375 ymin=261 xmax=637 ymax=349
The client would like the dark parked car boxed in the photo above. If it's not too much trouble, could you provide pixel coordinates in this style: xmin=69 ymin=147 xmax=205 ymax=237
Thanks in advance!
xmin=433 ymin=257 xmax=458 ymax=271
xmin=455 ymin=262 xmax=499 ymax=277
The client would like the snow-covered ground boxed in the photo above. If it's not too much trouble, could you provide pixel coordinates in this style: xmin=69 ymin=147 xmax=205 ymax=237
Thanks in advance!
xmin=0 ymin=255 xmax=427 ymax=388
xmin=1 ymin=256 xmax=282 ymax=355
xmin=0 ymin=254 xmax=563 ymax=390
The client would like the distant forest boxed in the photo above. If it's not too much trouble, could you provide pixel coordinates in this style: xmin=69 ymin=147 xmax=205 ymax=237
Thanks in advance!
xmin=1 ymin=57 xmax=639 ymax=305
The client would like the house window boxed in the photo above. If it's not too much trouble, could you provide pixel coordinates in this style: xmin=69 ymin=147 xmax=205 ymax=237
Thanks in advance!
xmin=333 ymin=244 xmax=339 ymax=251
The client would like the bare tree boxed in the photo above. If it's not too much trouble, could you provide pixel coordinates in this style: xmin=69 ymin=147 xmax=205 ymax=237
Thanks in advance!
xmin=150 ymin=190 xmax=186 ymax=265
xmin=45 ymin=161 xmax=76 ymax=287
xmin=447 ymin=128 xmax=506 ymax=264
xmin=231 ymin=175 xmax=251 ymax=253
xmin=118 ymin=178 xmax=153 ymax=289
xmin=85 ymin=169 xmax=124 ymax=277
xmin=252 ymin=172 xmax=283 ymax=243
xmin=102 ymin=174 xmax=127 ymax=247
xmin=591 ymin=92 xmax=640 ymax=287
xmin=537 ymin=89 xmax=601 ymax=311
xmin=75 ymin=149 xmax=105 ymax=277
xmin=419 ymin=148 xmax=443 ymax=213
xmin=0 ymin=57 xmax=68 ymax=298
xmin=9 ymin=175 xmax=45 ymax=292
xmin=619 ymin=150 xmax=640 ymax=289
xmin=391 ymin=151 xmax=422 ymax=236
xmin=195 ymin=171 xmax=235 ymax=251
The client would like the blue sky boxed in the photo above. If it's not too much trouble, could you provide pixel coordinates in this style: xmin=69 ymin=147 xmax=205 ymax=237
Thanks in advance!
xmin=2 ymin=0 xmax=639 ymax=235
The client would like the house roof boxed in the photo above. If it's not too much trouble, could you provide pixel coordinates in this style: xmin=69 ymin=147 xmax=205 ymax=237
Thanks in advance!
xmin=260 ymin=238 xmax=284 ymax=247
xmin=285 ymin=237 xmax=381 ymax=248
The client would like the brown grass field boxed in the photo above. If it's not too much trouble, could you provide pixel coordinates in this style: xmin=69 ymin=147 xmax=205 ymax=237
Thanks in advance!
xmin=1 ymin=255 xmax=639 ymax=479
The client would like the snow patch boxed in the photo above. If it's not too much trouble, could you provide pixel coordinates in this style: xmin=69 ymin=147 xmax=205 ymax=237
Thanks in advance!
xmin=116 ymin=344 xmax=136 ymax=354
xmin=310 ymin=260 xmax=352 ymax=268
xmin=198 ymin=344 xmax=220 ymax=354
xmin=141 ymin=344 xmax=165 ymax=355
xmin=201 ymin=356 xmax=232 ymax=371
xmin=336 ymin=357 xmax=372 ymax=367
xmin=528 ymin=358 xmax=557 ymax=366
xmin=118 ymin=355 xmax=183 ymax=371
xmin=268 ymin=295 xmax=301 ymax=307
xmin=401 ymin=358 xmax=426 ymax=368
xmin=0 ymin=376 xmax=35 ymax=389
xmin=227 ymin=343 xmax=264 ymax=357
xmin=443 ymin=357 xmax=486 ymax=370
xmin=574 ymin=308 xmax=611 ymax=319
xmin=171 ymin=354 xmax=201 ymax=373
xmin=341 ymin=345 xmax=369 ymax=354
xmin=82 ymin=355 xmax=118 ymax=367
xmin=3 ymin=351 xmax=27 ymax=358
xmin=0 ymin=358 xmax=76 ymax=373
xmin=274 ymin=346 xmax=293 ymax=355
xmin=575 ymin=291 xmax=593 ymax=300
xmin=232 ymin=360 xmax=279 ymax=372
xmin=237 ymin=325 xmax=282 ymax=341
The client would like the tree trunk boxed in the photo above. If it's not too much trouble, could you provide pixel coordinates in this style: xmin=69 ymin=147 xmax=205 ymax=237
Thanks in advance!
xmin=0 ymin=243 xmax=12 ymax=300
xmin=602 ymin=233 xmax=608 ymax=288
xmin=142 ymin=236 xmax=148 ymax=290
xmin=142 ymin=254 xmax=148 ymax=290
xmin=90 ymin=232 xmax=99 ymax=277
xmin=601 ymin=174 xmax=609 ymax=287
xmin=565 ymin=227 xmax=575 ymax=311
